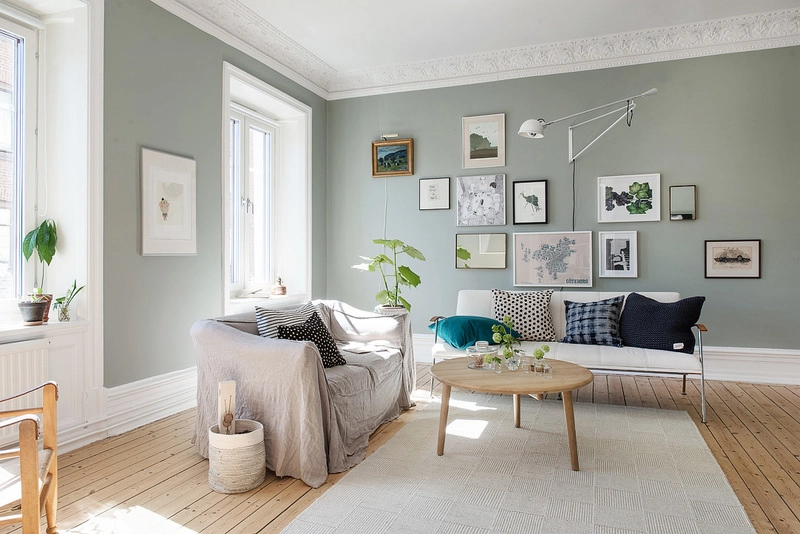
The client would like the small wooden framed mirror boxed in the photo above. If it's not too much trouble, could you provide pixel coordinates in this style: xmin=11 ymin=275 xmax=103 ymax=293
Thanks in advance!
xmin=669 ymin=185 xmax=696 ymax=220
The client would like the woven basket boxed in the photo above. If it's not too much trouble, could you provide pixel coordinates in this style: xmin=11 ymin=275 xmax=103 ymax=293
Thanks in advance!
xmin=208 ymin=419 xmax=266 ymax=493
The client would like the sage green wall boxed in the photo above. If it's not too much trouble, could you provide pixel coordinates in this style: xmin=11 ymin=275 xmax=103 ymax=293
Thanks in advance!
xmin=327 ymin=46 xmax=800 ymax=350
xmin=103 ymin=0 xmax=328 ymax=387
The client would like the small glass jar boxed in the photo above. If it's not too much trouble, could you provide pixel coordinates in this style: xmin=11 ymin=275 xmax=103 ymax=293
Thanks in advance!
xmin=466 ymin=346 xmax=484 ymax=369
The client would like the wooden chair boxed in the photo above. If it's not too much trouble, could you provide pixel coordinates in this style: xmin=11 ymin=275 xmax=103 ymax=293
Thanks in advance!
xmin=0 ymin=382 xmax=58 ymax=534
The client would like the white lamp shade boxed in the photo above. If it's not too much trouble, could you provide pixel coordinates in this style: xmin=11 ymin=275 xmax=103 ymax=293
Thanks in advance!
xmin=518 ymin=118 xmax=545 ymax=138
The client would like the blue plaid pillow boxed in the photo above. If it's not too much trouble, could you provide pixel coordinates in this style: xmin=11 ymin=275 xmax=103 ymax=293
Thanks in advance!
xmin=561 ymin=296 xmax=624 ymax=347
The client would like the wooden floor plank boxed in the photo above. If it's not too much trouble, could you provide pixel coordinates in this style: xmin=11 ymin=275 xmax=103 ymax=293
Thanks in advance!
xmin=2 ymin=369 xmax=794 ymax=534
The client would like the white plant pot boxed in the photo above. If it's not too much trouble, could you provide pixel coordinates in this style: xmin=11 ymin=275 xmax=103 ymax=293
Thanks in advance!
xmin=208 ymin=419 xmax=266 ymax=493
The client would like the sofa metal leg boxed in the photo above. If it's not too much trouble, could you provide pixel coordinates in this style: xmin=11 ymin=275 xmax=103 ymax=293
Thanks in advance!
xmin=682 ymin=374 xmax=687 ymax=395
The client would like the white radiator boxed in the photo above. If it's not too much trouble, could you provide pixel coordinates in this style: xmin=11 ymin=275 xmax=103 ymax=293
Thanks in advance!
xmin=0 ymin=337 xmax=51 ymax=443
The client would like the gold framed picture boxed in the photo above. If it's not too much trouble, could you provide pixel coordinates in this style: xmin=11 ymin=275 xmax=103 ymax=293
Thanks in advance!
xmin=372 ymin=138 xmax=414 ymax=177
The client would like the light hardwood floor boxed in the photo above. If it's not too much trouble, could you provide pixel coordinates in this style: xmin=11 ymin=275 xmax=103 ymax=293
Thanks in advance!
xmin=2 ymin=364 xmax=798 ymax=533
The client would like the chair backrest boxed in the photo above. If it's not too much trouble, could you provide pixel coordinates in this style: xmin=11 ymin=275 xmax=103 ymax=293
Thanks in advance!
xmin=0 ymin=381 xmax=58 ymax=534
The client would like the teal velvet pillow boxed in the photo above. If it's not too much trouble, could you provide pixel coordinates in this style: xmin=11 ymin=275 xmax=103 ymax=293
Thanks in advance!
xmin=428 ymin=315 xmax=519 ymax=350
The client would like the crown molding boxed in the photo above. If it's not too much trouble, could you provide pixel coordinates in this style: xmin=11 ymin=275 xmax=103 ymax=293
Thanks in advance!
xmin=151 ymin=1 xmax=800 ymax=101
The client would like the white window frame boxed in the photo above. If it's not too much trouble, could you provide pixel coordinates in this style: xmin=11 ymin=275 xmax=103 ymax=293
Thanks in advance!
xmin=222 ymin=62 xmax=312 ymax=314
xmin=0 ymin=14 xmax=39 ymax=301
xmin=229 ymin=107 xmax=278 ymax=295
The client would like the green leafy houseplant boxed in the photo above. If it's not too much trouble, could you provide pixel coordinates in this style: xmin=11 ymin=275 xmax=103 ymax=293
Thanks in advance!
xmin=22 ymin=219 xmax=58 ymax=294
xmin=352 ymin=238 xmax=425 ymax=311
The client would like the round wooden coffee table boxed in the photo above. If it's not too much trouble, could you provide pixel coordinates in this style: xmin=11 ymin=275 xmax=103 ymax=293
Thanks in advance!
xmin=430 ymin=357 xmax=594 ymax=470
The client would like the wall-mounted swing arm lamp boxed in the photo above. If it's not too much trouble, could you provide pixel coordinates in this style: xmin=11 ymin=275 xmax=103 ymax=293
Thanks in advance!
xmin=518 ymin=88 xmax=657 ymax=162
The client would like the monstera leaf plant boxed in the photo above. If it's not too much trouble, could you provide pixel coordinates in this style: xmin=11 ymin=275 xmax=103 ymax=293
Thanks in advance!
xmin=22 ymin=219 xmax=58 ymax=294
xmin=353 ymin=238 xmax=425 ymax=311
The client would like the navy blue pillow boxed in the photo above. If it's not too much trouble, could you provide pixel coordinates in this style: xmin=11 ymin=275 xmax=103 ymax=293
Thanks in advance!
xmin=561 ymin=296 xmax=624 ymax=347
xmin=428 ymin=315 xmax=519 ymax=350
xmin=619 ymin=293 xmax=705 ymax=354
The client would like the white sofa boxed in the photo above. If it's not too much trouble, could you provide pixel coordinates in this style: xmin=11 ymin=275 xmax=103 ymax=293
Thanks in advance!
xmin=431 ymin=290 xmax=707 ymax=422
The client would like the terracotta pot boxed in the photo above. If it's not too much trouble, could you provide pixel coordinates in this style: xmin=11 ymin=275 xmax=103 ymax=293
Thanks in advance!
xmin=30 ymin=293 xmax=53 ymax=323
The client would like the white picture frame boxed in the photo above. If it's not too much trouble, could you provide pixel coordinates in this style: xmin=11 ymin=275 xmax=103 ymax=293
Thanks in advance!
xmin=462 ymin=113 xmax=505 ymax=169
xmin=598 ymin=231 xmax=638 ymax=278
xmin=456 ymin=174 xmax=506 ymax=226
xmin=419 ymin=177 xmax=450 ymax=210
xmin=598 ymin=173 xmax=661 ymax=223
xmin=140 ymin=147 xmax=197 ymax=256
xmin=513 ymin=231 xmax=592 ymax=287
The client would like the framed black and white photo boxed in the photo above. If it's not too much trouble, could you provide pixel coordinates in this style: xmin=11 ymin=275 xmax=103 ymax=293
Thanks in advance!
xmin=513 ymin=231 xmax=592 ymax=287
xmin=598 ymin=173 xmax=661 ymax=223
xmin=705 ymin=239 xmax=761 ymax=278
xmin=513 ymin=180 xmax=547 ymax=224
xmin=462 ymin=113 xmax=505 ymax=169
xmin=456 ymin=174 xmax=506 ymax=226
xmin=598 ymin=231 xmax=638 ymax=277
xmin=140 ymin=147 xmax=197 ymax=256
xmin=419 ymin=177 xmax=450 ymax=210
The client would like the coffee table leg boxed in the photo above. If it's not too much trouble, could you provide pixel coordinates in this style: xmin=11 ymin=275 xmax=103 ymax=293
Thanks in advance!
xmin=437 ymin=384 xmax=451 ymax=456
xmin=513 ymin=393 xmax=521 ymax=428
xmin=562 ymin=389 xmax=580 ymax=470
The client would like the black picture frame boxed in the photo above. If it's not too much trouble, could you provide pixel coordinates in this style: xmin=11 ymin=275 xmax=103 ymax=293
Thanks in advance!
xmin=512 ymin=180 xmax=548 ymax=224
xmin=704 ymin=239 xmax=761 ymax=279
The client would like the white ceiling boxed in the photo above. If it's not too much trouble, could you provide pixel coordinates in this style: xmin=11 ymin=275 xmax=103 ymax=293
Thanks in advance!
xmin=242 ymin=0 xmax=800 ymax=72
xmin=158 ymin=0 xmax=800 ymax=98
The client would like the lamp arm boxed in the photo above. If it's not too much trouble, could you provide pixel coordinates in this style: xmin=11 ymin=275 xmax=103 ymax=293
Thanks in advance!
xmin=545 ymin=88 xmax=654 ymax=126
xmin=568 ymin=104 xmax=635 ymax=163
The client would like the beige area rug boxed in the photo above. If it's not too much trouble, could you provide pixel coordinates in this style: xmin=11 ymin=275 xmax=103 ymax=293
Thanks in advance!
xmin=283 ymin=391 xmax=755 ymax=534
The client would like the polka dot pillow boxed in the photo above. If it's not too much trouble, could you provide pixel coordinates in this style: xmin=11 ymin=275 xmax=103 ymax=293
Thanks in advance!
xmin=491 ymin=289 xmax=556 ymax=342
xmin=278 ymin=312 xmax=347 ymax=368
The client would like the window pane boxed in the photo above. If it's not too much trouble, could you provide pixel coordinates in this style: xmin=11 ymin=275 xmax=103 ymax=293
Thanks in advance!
xmin=247 ymin=126 xmax=270 ymax=284
xmin=0 ymin=31 xmax=20 ymax=299
xmin=229 ymin=118 xmax=240 ymax=285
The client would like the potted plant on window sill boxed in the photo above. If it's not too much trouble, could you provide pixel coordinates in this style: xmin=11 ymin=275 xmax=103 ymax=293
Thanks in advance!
xmin=53 ymin=279 xmax=84 ymax=322
xmin=352 ymin=238 xmax=425 ymax=312
xmin=21 ymin=219 xmax=58 ymax=323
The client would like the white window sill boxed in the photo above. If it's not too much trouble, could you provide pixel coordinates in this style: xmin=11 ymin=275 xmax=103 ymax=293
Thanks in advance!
xmin=0 ymin=318 xmax=89 ymax=344
xmin=226 ymin=293 xmax=309 ymax=315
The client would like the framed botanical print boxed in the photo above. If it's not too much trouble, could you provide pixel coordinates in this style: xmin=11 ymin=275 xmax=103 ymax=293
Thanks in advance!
xmin=598 ymin=173 xmax=660 ymax=223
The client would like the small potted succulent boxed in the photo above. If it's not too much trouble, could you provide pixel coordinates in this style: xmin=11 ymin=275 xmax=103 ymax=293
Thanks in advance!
xmin=53 ymin=280 xmax=84 ymax=322
xmin=352 ymin=238 xmax=425 ymax=312
xmin=21 ymin=219 xmax=58 ymax=323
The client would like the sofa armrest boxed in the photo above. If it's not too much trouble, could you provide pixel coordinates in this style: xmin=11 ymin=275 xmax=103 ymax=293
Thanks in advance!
xmin=190 ymin=319 xmax=332 ymax=487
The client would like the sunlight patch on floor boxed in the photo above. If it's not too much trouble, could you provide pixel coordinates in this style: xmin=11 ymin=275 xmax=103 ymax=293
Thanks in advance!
xmin=66 ymin=505 xmax=199 ymax=534
xmin=446 ymin=418 xmax=488 ymax=439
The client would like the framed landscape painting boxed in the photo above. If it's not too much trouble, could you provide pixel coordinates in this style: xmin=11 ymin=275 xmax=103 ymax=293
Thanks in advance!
xmin=513 ymin=231 xmax=592 ymax=287
xmin=462 ymin=113 xmax=505 ymax=169
xmin=513 ymin=180 xmax=548 ymax=224
xmin=372 ymin=138 xmax=413 ymax=177
xmin=598 ymin=231 xmax=638 ymax=278
xmin=705 ymin=239 xmax=761 ymax=278
xmin=598 ymin=173 xmax=661 ymax=223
